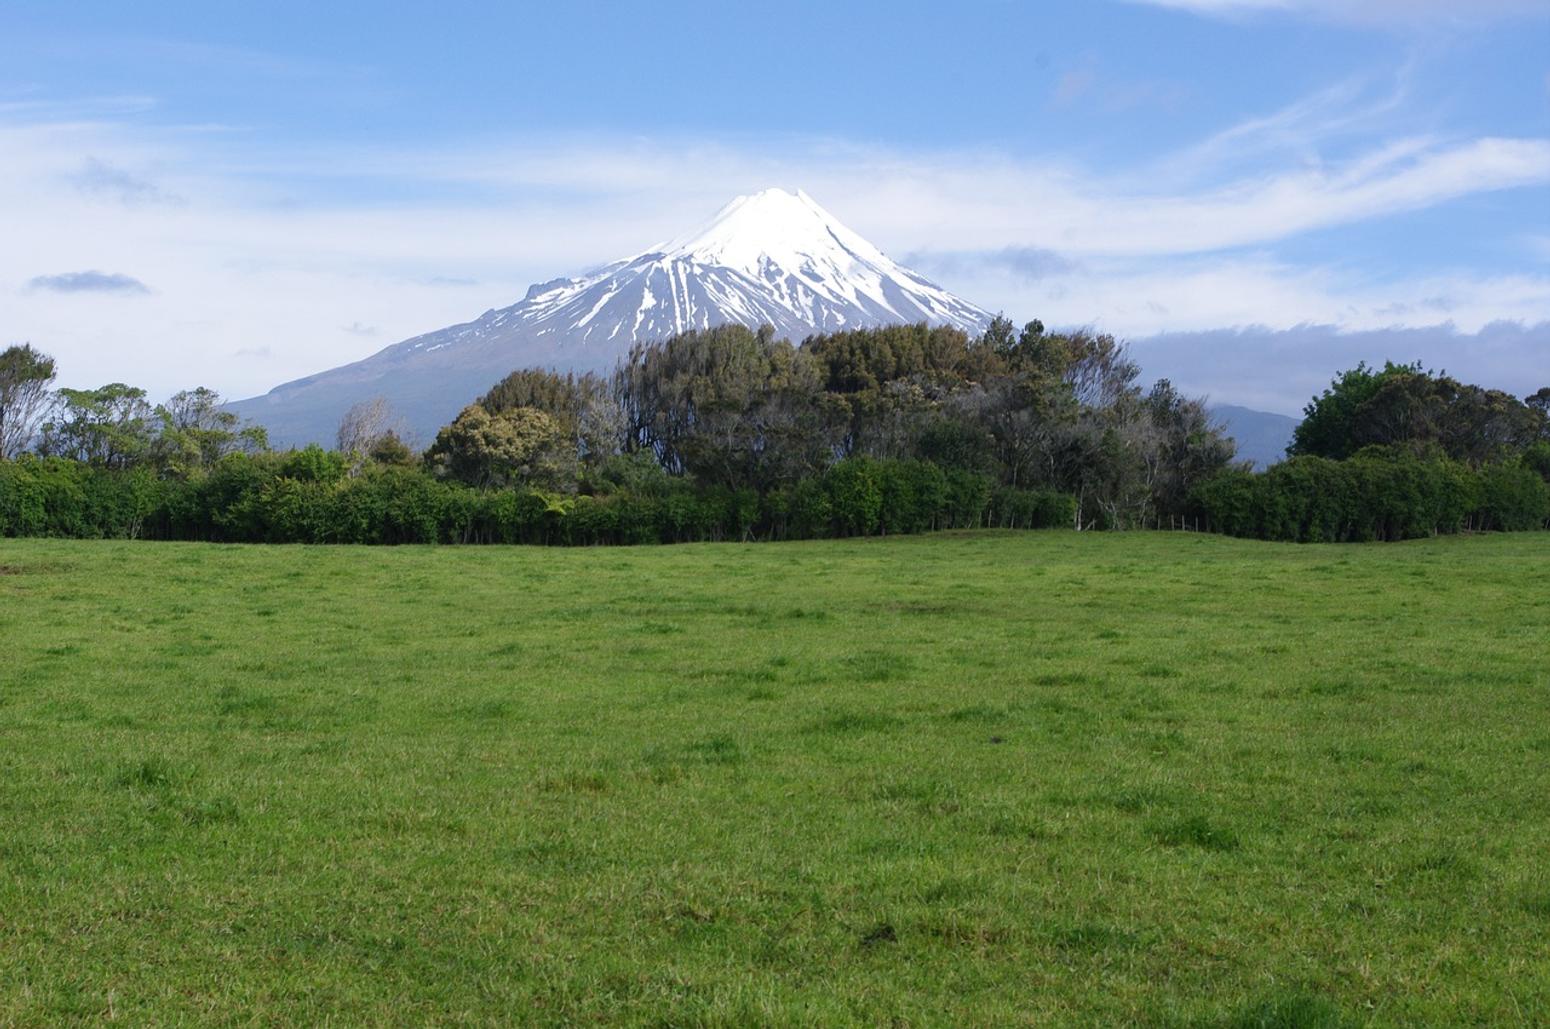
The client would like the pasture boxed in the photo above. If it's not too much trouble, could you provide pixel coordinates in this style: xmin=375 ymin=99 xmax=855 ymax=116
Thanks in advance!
xmin=1 ymin=532 xmax=1547 ymax=1025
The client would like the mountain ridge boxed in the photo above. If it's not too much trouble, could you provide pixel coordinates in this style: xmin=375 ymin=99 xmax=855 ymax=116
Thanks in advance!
xmin=1210 ymin=404 xmax=1299 ymax=468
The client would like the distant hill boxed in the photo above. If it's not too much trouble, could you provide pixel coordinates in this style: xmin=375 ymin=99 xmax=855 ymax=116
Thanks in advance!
xmin=1210 ymin=404 xmax=1299 ymax=468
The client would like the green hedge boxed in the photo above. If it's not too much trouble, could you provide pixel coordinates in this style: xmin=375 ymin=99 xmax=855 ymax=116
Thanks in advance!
xmin=1189 ymin=448 xmax=1548 ymax=543
xmin=12 ymin=445 xmax=1538 ymax=548
xmin=0 ymin=458 xmax=163 ymax=539
xmin=0 ymin=453 xmax=1076 ymax=546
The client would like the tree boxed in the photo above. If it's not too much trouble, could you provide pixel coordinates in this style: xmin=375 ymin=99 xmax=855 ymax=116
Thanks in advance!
xmin=804 ymin=323 xmax=986 ymax=456
xmin=280 ymin=443 xmax=347 ymax=483
xmin=1291 ymin=363 xmax=1394 ymax=460
xmin=0 ymin=344 xmax=57 ymax=459
xmin=1527 ymin=388 xmax=1550 ymax=438
xmin=153 ymin=387 xmax=267 ymax=476
xmin=340 ymin=404 xmax=419 ymax=470
xmin=1057 ymin=331 xmax=1141 ymax=409
xmin=337 ymin=397 xmax=397 ymax=455
xmin=951 ymin=373 xmax=1070 ymax=489
xmin=616 ymin=325 xmax=837 ymax=491
xmin=367 ymin=431 xmax=415 ymax=467
xmin=426 ymin=403 xmax=567 ymax=488
xmin=979 ymin=315 xmax=1017 ymax=356
xmin=40 ymin=383 xmax=155 ymax=468
xmin=915 ymin=415 xmax=995 ymax=474
xmin=1295 ymin=362 xmax=1542 ymax=464
xmin=1145 ymin=379 xmax=1237 ymax=520
xmin=1522 ymin=441 xmax=1550 ymax=484
xmin=480 ymin=369 xmax=621 ymax=468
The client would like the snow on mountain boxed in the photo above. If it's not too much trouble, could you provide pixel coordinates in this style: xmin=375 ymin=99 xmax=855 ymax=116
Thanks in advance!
xmin=403 ymin=188 xmax=987 ymax=356
xmin=229 ymin=188 xmax=991 ymax=447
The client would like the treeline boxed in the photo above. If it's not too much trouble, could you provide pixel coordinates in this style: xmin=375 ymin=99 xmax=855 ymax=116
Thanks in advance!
xmin=0 ymin=320 xmax=1230 ymax=544
xmin=4 ymin=335 xmax=1545 ymax=547
xmin=1190 ymin=364 xmax=1550 ymax=542
xmin=451 ymin=319 xmax=1234 ymax=529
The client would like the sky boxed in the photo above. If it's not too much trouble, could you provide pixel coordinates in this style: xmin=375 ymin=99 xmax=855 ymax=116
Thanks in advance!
xmin=2 ymin=0 xmax=1547 ymax=415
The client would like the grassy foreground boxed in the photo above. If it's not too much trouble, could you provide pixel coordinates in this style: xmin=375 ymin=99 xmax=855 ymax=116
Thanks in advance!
xmin=1 ymin=532 xmax=1547 ymax=1026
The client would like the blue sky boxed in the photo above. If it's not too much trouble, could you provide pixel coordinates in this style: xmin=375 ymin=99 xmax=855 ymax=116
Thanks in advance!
xmin=3 ymin=0 xmax=1546 ymax=413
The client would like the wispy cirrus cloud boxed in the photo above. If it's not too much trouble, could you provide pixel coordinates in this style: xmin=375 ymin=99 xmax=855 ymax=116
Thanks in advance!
xmin=1153 ymin=69 xmax=1417 ymax=184
xmin=0 ymin=93 xmax=158 ymax=119
xmin=66 ymin=157 xmax=181 ymax=205
xmin=1121 ymin=0 xmax=1550 ymax=27
xmin=280 ymin=132 xmax=1548 ymax=259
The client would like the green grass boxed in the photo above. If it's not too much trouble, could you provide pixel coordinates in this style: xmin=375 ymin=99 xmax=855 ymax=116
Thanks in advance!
xmin=1 ymin=531 xmax=1548 ymax=1025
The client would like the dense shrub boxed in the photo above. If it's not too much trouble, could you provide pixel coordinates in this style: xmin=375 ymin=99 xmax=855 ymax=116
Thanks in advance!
xmin=2 ymin=454 xmax=1075 ymax=547
xmin=1524 ymin=441 xmax=1550 ymax=485
xmin=987 ymin=487 xmax=1077 ymax=530
xmin=825 ymin=458 xmax=884 ymax=536
xmin=943 ymin=468 xmax=992 ymax=529
xmin=0 ymin=456 xmax=161 ymax=539
xmin=279 ymin=444 xmax=347 ymax=484
xmin=1476 ymin=463 xmax=1550 ymax=532
xmin=1190 ymin=448 xmax=1544 ymax=542
xmin=1189 ymin=469 xmax=1260 ymax=538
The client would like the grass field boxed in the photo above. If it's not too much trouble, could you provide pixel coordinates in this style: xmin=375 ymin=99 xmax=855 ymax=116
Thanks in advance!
xmin=2 ymin=532 xmax=1547 ymax=1026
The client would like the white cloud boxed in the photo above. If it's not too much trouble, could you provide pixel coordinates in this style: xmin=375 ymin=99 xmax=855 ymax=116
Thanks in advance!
xmin=2 ymin=85 xmax=1547 ymax=403
xmin=1129 ymin=321 xmax=1550 ymax=415
xmin=965 ymin=256 xmax=1550 ymax=339
xmin=300 ymin=131 xmax=1549 ymax=260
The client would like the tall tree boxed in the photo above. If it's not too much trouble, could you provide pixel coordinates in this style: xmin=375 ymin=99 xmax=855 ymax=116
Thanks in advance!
xmin=154 ymin=387 xmax=267 ymax=476
xmin=1295 ymin=362 xmax=1543 ymax=464
xmin=1525 ymin=388 xmax=1550 ymax=438
xmin=616 ymin=325 xmax=837 ymax=490
xmin=337 ymin=396 xmax=391 ymax=455
xmin=425 ymin=404 xmax=569 ymax=488
xmin=480 ymin=369 xmax=621 ymax=468
xmin=804 ymin=323 xmax=986 ymax=456
xmin=1145 ymin=379 xmax=1237 ymax=519
xmin=336 ymin=396 xmax=408 ymax=473
xmin=978 ymin=315 xmax=1017 ymax=356
xmin=40 ymin=383 xmax=155 ymax=468
xmin=1291 ymin=362 xmax=1408 ymax=460
xmin=0 ymin=343 xmax=57 ymax=459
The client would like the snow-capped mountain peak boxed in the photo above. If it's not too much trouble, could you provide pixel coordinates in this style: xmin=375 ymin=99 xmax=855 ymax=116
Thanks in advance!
xmin=487 ymin=186 xmax=988 ymax=350
xmin=231 ymin=188 xmax=992 ymax=446
xmin=654 ymin=187 xmax=889 ymax=278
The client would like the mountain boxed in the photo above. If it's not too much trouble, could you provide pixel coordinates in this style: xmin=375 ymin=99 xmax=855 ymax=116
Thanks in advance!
xmin=230 ymin=188 xmax=991 ymax=447
xmin=1210 ymin=404 xmax=1299 ymax=468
